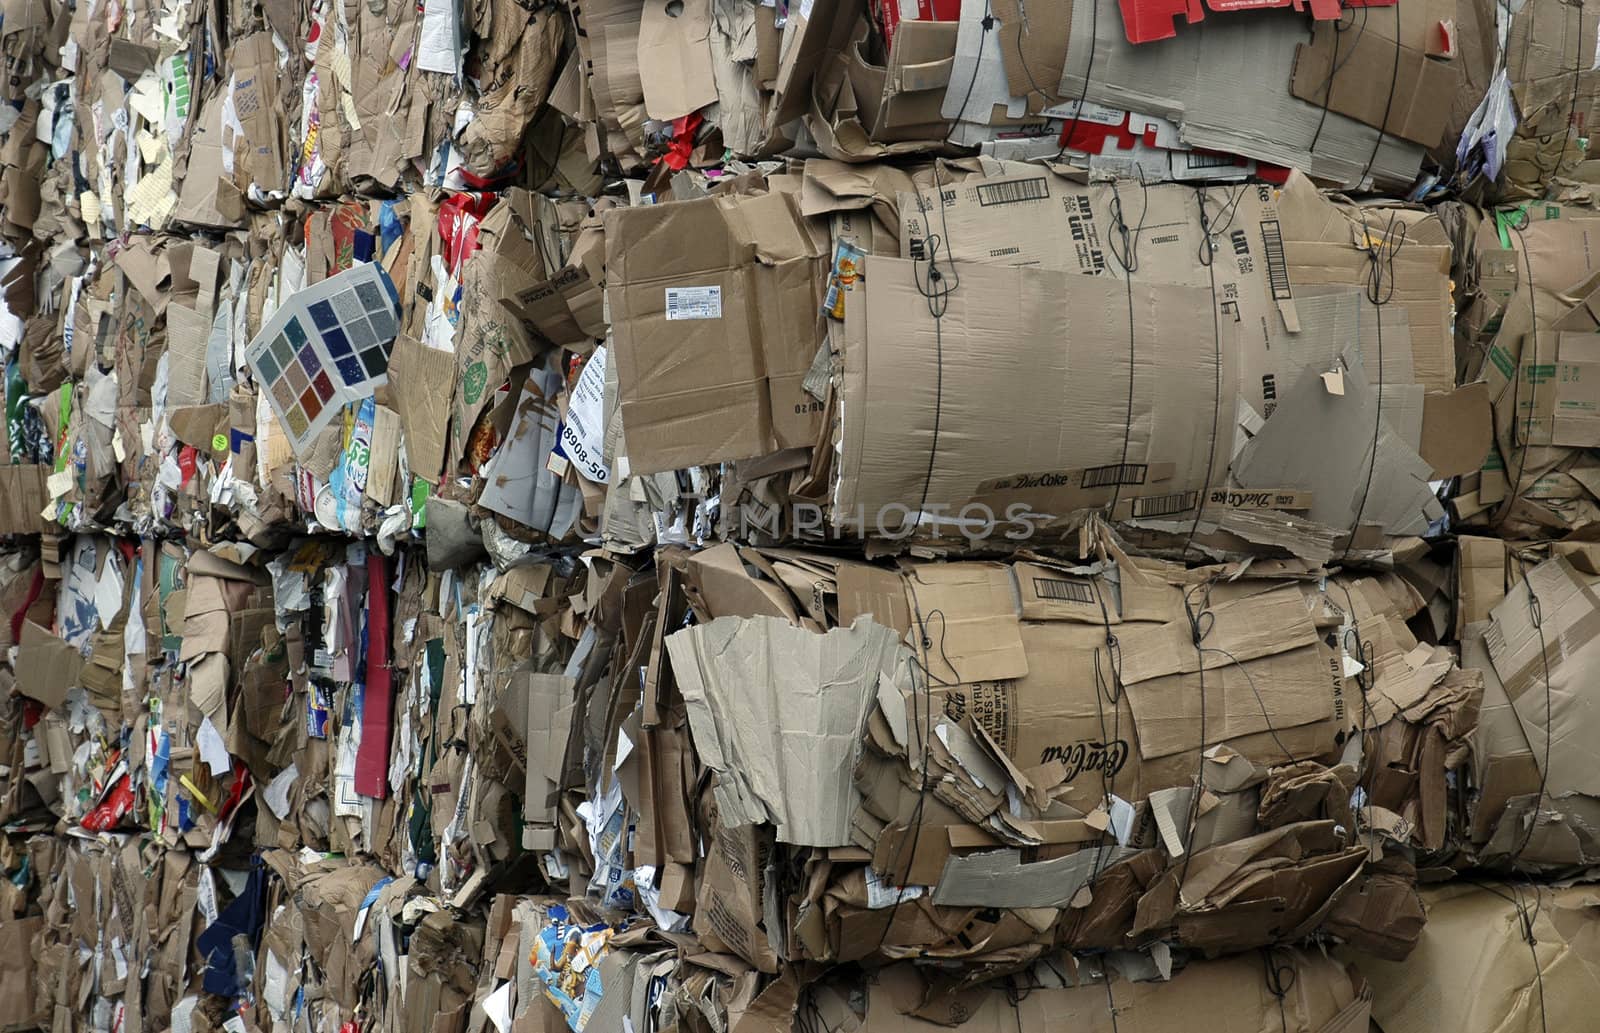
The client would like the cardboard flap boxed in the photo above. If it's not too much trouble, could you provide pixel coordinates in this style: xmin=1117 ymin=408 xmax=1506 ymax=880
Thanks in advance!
xmin=1117 ymin=585 xmax=1319 ymax=683
xmin=0 ymin=465 xmax=49 ymax=534
xmin=1560 ymin=332 xmax=1600 ymax=363
xmin=1117 ymin=587 xmax=1335 ymax=761
xmin=1290 ymin=8 xmax=1459 ymax=148
xmin=1420 ymin=382 xmax=1493 ymax=478
xmin=15 ymin=621 xmax=83 ymax=710
xmin=894 ymin=55 xmax=955 ymax=93
xmin=666 ymin=614 xmax=907 ymax=846
xmin=991 ymin=0 xmax=1070 ymax=111
xmin=902 ymin=562 xmax=1028 ymax=683
xmin=682 ymin=543 xmax=802 ymax=622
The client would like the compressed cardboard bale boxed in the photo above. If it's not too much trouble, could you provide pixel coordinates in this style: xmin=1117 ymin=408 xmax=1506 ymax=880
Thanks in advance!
xmin=1453 ymin=552 xmax=1600 ymax=872
xmin=1348 ymin=881 xmax=1600 ymax=1033
xmin=650 ymin=550 xmax=1477 ymax=963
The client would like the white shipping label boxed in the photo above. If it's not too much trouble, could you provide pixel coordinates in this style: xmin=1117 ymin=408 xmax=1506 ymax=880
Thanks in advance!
xmin=560 ymin=346 xmax=610 ymax=483
xmin=864 ymin=868 xmax=927 ymax=909
xmin=665 ymin=286 xmax=722 ymax=321
xmin=1040 ymin=99 xmax=1126 ymax=125
xmin=196 ymin=867 xmax=219 ymax=926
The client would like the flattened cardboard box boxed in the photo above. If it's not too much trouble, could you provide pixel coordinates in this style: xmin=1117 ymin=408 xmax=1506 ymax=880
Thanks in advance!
xmin=1057 ymin=3 xmax=1426 ymax=188
xmin=0 ymin=463 xmax=49 ymax=533
xmin=16 ymin=619 xmax=85 ymax=711
xmin=1289 ymin=0 xmax=1460 ymax=147
xmin=606 ymin=189 xmax=827 ymax=473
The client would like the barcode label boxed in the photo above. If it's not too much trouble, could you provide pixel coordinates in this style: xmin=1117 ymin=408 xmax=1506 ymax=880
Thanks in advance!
xmin=665 ymin=285 xmax=722 ymax=320
xmin=976 ymin=177 xmax=1050 ymax=207
xmin=1082 ymin=463 xmax=1148 ymax=488
xmin=1260 ymin=220 xmax=1293 ymax=301
xmin=1183 ymin=152 xmax=1238 ymax=169
xmin=1129 ymin=491 xmax=1199 ymax=518
xmin=1040 ymin=99 xmax=1125 ymax=125
xmin=1033 ymin=577 xmax=1095 ymax=604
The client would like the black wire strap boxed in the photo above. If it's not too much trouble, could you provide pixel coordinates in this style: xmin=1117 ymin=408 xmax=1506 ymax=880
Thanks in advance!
xmin=1178 ymin=579 xmax=1308 ymax=881
xmin=1177 ymin=580 xmax=1214 ymax=883
xmin=874 ymin=577 xmax=958 ymax=954
xmin=1355 ymin=1 xmax=1404 ymax=188
xmin=1087 ymin=577 xmax=1126 ymax=888
xmin=909 ymin=163 xmax=963 ymax=533
xmin=1528 ymin=0 xmax=1585 ymax=181
xmin=1334 ymin=579 xmax=1379 ymax=855
xmin=1056 ymin=0 xmax=1103 ymax=164
xmin=1107 ymin=174 xmax=1148 ymax=276
xmin=943 ymin=4 xmax=995 ymax=147
xmin=1500 ymin=217 xmax=1538 ymax=526
xmin=1107 ymin=176 xmax=1148 ymax=518
xmin=1100 ymin=962 xmax=1122 ymax=1033
xmin=1339 ymin=211 xmax=1406 ymax=563
xmin=1261 ymin=947 xmax=1298 ymax=1033
xmin=1308 ymin=1 xmax=1370 ymax=156
xmin=1513 ymin=883 xmax=1551 ymax=1033
xmin=1183 ymin=185 xmax=1234 ymax=559
xmin=1508 ymin=569 xmax=1554 ymax=864
xmin=1471 ymin=880 xmax=1550 ymax=1033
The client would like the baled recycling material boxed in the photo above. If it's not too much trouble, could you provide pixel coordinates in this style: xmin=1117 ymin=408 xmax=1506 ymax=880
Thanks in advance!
xmin=0 ymin=0 xmax=1594 ymax=1032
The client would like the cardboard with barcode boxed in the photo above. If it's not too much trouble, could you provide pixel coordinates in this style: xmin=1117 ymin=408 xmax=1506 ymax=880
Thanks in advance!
xmin=835 ymin=245 xmax=1440 ymax=546
xmin=837 ymin=257 xmax=1239 ymax=536
xmin=1011 ymin=558 xmax=1180 ymax=624
xmin=898 ymin=165 xmax=1456 ymax=411
xmin=1014 ymin=561 xmax=1112 ymax=622
xmin=896 ymin=166 xmax=1284 ymax=407
xmin=973 ymin=463 xmax=1180 ymax=517
xmin=605 ymin=189 xmax=828 ymax=474
xmin=1110 ymin=486 xmax=1314 ymax=521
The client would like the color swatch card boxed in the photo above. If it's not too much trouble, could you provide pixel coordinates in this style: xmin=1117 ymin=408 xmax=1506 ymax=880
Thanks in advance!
xmin=246 ymin=262 xmax=401 ymax=458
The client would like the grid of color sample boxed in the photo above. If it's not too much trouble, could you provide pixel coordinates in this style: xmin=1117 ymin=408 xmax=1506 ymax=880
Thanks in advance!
xmin=246 ymin=262 xmax=400 ymax=457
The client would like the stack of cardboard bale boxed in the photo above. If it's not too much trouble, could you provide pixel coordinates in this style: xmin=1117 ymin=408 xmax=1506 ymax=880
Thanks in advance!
xmin=0 ymin=0 xmax=1593 ymax=1032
